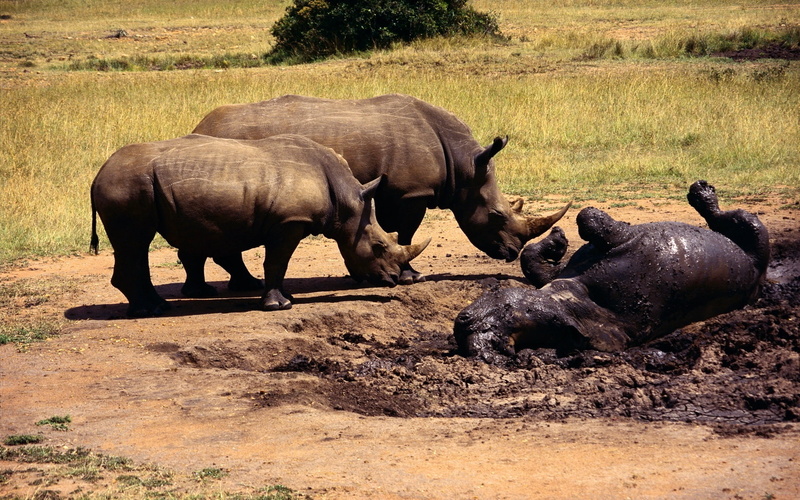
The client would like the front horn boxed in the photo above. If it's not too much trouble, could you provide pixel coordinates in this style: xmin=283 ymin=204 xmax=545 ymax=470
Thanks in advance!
xmin=527 ymin=202 xmax=572 ymax=239
xmin=404 ymin=237 xmax=432 ymax=262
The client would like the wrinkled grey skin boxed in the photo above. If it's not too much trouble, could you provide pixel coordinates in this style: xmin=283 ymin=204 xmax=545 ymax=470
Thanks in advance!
xmin=192 ymin=93 xmax=570 ymax=285
xmin=454 ymin=180 xmax=770 ymax=362
xmin=90 ymin=134 xmax=429 ymax=317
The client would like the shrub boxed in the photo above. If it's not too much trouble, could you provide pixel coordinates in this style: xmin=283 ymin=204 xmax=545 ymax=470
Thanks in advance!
xmin=268 ymin=0 xmax=502 ymax=63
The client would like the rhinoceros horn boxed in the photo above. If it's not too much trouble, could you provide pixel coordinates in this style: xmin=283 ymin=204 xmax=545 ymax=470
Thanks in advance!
xmin=404 ymin=237 xmax=431 ymax=262
xmin=526 ymin=202 xmax=573 ymax=239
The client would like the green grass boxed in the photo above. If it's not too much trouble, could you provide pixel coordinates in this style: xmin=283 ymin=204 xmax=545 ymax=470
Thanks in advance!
xmin=0 ymin=0 xmax=798 ymax=265
xmin=3 ymin=434 xmax=44 ymax=445
xmin=35 ymin=415 xmax=72 ymax=431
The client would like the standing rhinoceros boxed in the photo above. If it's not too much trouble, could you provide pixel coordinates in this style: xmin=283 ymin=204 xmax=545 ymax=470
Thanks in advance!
xmin=90 ymin=134 xmax=429 ymax=317
xmin=454 ymin=180 xmax=770 ymax=362
xmin=191 ymin=93 xmax=570 ymax=285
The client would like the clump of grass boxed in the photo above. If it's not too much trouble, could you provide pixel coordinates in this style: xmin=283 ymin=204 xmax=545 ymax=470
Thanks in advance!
xmin=36 ymin=415 xmax=72 ymax=431
xmin=4 ymin=434 xmax=44 ymax=445
xmin=0 ymin=322 xmax=61 ymax=346
xmin=259 ymin=484 xmax=304 ymax=500
xmin=194 ymin=466 xmax=228 ymax=481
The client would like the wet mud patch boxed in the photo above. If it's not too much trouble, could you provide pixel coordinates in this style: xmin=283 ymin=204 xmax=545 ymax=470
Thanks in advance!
xmin=166 ymin=235 xmax=799 ymax=433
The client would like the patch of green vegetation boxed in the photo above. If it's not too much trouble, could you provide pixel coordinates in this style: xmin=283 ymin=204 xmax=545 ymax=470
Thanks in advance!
xmin=268 ymin=0 xmax=502 ymax=64
xmin=0 ymin=277 xmax=81 ymax=308
xmin=0 ymin=321 xmax=62 ymax=347
xmin=257 ymin=484 xmax=304 ymax=500
xmin=65 ymin=52 xmax=273 ymax=72
xmin=3 ymin=434 xmax=44 ymax=445
xmin=194 ymin=466 xmax=228 ymax=481
xmin=36 ymin=415 xmax=72 ymax=432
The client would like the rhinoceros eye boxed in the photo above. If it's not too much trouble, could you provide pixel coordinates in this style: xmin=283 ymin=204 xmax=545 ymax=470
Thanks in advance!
xmin=372 ymin=242 xmax=388 ymax=257
xmin=488 ymin=209 xmax=506 ymax=222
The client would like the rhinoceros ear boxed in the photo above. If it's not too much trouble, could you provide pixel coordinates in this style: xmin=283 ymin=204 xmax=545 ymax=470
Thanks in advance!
xmin=509 ymin=197 xmax=524 ymax=213
xmin=360 ymin=176 xmax=384 ymax=203
xmin=474 ymin=136 xmax=509 ymax=174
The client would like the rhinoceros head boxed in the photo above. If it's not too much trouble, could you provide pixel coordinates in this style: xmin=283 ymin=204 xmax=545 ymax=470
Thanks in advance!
xmin=451 ymin=137 xmax=571 ymax=262
xmin=339 ymin=178 xmax=431 ymax=286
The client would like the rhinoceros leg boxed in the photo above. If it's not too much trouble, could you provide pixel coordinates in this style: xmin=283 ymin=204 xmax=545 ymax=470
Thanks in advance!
xmin=520 ymin=226 xmax=569 ymax=288
xmin=178 ymin=250 xmax=218 ymax=298
xmin=375 ymin=196 xmax=428 ymax=284
xmin=107 ymin=230 xmax=169 ymax=317
xmin=213 ymin=254 xmax=264 ymax=292
xmin=260 ymin=222 xmax=306 ymax=311
xmin=687 ymin=180 xmax=770 ymax=273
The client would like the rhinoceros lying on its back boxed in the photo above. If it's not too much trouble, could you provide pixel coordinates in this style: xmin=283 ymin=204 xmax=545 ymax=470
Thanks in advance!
xmin=90 ymin=134 xmax=429 ymax=317
xmin=454 ymin=180 xmax=770 ymax=362
xmin=192 ymin=93 xmax=570 ymax=285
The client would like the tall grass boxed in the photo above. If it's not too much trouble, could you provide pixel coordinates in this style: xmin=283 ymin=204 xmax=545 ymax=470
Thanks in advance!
xmin=1 ymin=0 xmax=798 ymax=263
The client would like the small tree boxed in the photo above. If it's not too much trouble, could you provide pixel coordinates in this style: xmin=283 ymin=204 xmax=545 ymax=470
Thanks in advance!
xmin=268 ymin=0 xmax=502 ymax=63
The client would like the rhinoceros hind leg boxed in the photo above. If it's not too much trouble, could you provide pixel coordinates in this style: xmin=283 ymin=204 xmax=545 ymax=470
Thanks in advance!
xmin=576 ymin=207 xmax=632 ymax=252
xmin=213 ymin=254 xmax=264 ymax=292
xmin=520 ymin=226 xmax=569 ymax=287
xmin=178 ymin=250 xmax=218 ymax=298
xmin=687 ymin=180 xmax=770 ymax=272
xmin=107 ymin=231 xmax=167 ymax=317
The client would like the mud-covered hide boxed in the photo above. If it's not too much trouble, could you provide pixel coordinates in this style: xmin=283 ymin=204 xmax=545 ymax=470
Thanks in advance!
xmin=454 ymin=180 xmax=769 ymax=361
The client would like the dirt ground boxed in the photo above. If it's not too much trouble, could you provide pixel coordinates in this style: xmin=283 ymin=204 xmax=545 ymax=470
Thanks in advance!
xmin=1 ymin=194 xmax=799 ymax=499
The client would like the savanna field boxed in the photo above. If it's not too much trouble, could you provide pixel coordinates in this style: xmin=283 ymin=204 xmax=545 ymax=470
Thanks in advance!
xmin=1 ymin=1 xmax=800 ymax=499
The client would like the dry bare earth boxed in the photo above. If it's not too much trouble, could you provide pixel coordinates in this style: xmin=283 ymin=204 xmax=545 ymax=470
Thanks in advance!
xmin=1 ymin=198 xmax=799 ymax=499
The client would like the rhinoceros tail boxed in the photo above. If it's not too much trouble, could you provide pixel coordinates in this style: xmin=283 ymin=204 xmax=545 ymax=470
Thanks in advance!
xmin=90 ymin=196 xmax=99 ymax=255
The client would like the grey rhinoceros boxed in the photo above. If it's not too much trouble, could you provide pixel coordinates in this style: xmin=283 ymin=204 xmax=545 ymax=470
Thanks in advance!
xmin=454 ymin=180 xmax=770 ymax=361
xmin=191 ymin=93 xmax=570 ymax=285
xmin=90 ymin=134 xmax=429 ymax=317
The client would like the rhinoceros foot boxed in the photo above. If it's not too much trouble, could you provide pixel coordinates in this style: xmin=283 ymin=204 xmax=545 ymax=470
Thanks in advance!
xmin=520 ymin=226 xmax=569 ymax=288
xmin=261 ymin=289 xmax=293 ymax=311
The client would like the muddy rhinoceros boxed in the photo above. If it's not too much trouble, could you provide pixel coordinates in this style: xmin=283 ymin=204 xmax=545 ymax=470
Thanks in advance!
xmin=454 ymin=180 xmax=770 ymax=361
xmin=191 ymin=93 xmax=570 ymax=285
xmin=90 ymin=134 xmax=429 ymax=317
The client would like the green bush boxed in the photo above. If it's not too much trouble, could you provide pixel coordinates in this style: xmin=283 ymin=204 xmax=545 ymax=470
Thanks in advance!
xmin=268 ymin=0 xmax=502 ymax=63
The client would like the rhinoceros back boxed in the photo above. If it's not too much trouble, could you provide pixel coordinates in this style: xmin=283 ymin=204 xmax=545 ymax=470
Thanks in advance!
xmin=151 ymin=135 xmax=334 ymax=253
xmin=193 ymin=94 xmax=482 ymax=204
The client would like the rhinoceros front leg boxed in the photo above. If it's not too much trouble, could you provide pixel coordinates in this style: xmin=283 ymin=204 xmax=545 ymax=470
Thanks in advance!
xmin=520 ymin=227 xmax=569 ymax=288
xmin=260 ymin=222 xmax=306 ymax=311
xmin=376 ymin=196 xmax=428 ymax=284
